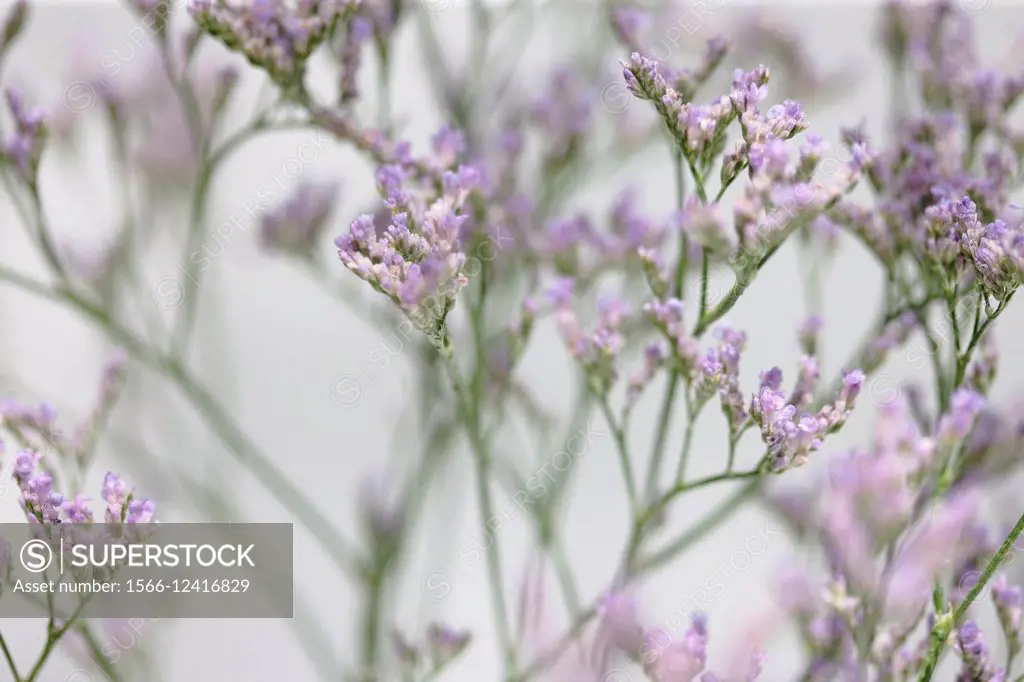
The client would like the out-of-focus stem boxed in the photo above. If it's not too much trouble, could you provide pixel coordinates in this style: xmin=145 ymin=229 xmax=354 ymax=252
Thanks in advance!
xmin=642 ymin=148 xmax=689 ymax=503
xmin=673 ymin=399 xmax=699 ymax=483
xmin=169 ymin=114 xmax=302 ymax=358
xmin=635 ymin=477 xmax=763 ymax=575
xmin=954 ymin=294 xmax=1011 ymax=388
xmin=361 ymin=571 xmax=385 ymax=678
xmin=0 ymin=634 xmax=19 ymax=680
xmin=71 ymin=622 xmax=127 ymax=682
xmin=24 ymin=596 xmax=89 ymax=682
xmin=599 ymin=399 xmax=638 ymax=516
xmin=376 ymin=47 xmax=391 ymax=129
xmin=512 ymin=476 xmax=764 ymax=682
xmin=442 ymin=352 xmax=517 ymax=674
xmin=0 ymin=265 xmax=362 ymax=581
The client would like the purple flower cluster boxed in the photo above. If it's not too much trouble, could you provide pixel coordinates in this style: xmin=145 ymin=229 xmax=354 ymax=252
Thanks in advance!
xmin=955 ymin=621 xmax=1005 ymax=681
xmin=188 ymin=0 xmax=359 ymax=84
xmin=547 ymin=277 xmax=630 ymax=396
xmin=597 ymin=595 xmax=762 ymax=682
xmin=764 ymin=385 xmax=1024 ymax=678
xmin=392 ymin=622 xmax=472 ymax=677
xmin=3 ymin=0 xmax=1024 ymax=680
xmin=752 ymin=365 xmax=864 ymax=472
xmin=334 ymin=131 xmax=482 ymax=337
xmin=260 ymin=180 xmax=338 ymax=258
xmin=1 ymin=88 xmax=46 ymax=181
xmin=12 ymin=451 xmax=153 ymax=525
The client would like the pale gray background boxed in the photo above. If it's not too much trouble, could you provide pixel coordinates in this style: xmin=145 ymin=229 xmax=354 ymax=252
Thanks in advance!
xmin=0 ymin=0 xmax=1022 ymax=680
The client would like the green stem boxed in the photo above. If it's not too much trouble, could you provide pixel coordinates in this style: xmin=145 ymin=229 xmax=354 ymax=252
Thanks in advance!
xmin=692 ymin=273 xmax=751 ymax=337
xmin=636 ymin=478 xmax=763 ymax=574
xmin=376 ymin=47 xmax=391 ymax=129
xmin=639 ymin=465 xmax=764 ymax=532
xmin=673 ymin=399 xmax=699 ymax=483
xmin=0 ymin=633 xmax=19 ymax=681
xmin=169 ymin=115 xmax=301 ymax=358
xmin=698 ymin=251 xmax=709 ymax=323
xmin=641 ymin=148 xmax=688 ymax=503
xmin=599 ymin=399 xmax=639 ymax=516
xmin=443 ymin=356 xmax=516 ymax=673
xmin=0 ymin=265 xmax=362 ymax=580
xmin=26 ymin=180 xmax=68 ymax=283
xmin=25 ymin=597 xmax=89 ymax=682
xmin=954 ymin=294 xmax=1012 ymax=388
xmin=956 ymin=513 xmax=1024 ymax=623
xmin=361 ymin=571 xmax=385 ymax=678
xmin=513 ymin=477 xmax=761 ymax=682
xmin=918 ymin=511 xmax=1024 ymax=682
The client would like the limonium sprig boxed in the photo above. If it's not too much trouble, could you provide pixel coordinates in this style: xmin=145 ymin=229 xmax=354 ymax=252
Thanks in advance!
xmin=0 ymin=1 xmax=1023 ymax=681
xmin=0 ymin=369 xmax=156 ymax=682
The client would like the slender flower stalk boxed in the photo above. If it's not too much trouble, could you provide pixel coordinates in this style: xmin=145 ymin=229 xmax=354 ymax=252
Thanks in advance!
xmin=1 ymin=2 xmax=1024 ymax=681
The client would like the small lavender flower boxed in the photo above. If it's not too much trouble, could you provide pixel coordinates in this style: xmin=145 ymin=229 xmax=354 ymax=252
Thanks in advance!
xmin=643 ymin=613 xmax=708 ymax=682
xmin=693 ymin=326 xmax=748 ymax=429
xmin=936 ymin=388 xmax=986 ymax=447
xmin=610 ymin=5 xmax=650 ymax=52
xmin=639 ymin=246 xmax=670 ymax=298
xmin=963 ymin=217 xmax=1024 ymax=300
xmin=13 ymin=450 xmax=63 ymax=523
xmin=532 ymin=67 xmax=595 ymax=162
xmin=101 ymin=472 xmax=155 ymax=524
xmin=358 ymin=472 xmax=406 ymax=548
xmin=626 ymin=343 xmax=666 ymax=409
xmin=597 ymin=591 xmax=646 ymax=655
xmin=63 ymin=494 xmax=94 ymax=522
xmin=887 ymin=490 xmax=982 ymax=619
xmin=967 ymin=329 xmax=998 ymax=395
xmin=337 ymin=15 xmax=373 ymax=103
xmin=862 ymin=312 xmax=918 ymax=372
xmin=1 ymin=88 xmax=46 ymax=180
xmin=622 ymin=52 xmax=667 ymax=102
xmin=425 ymin=622 xmax=471 ymax=663
xmin=798 ymin=315 xmax=823 ymax=356
xmin=260 ymin=181 xmax=338 ymax=258
xmin=956 ymin=620 xmax=1006 ymax=682
xmin=71 ymin=350 xmax=128 ymax=457
xmin=643 ymin=297 xmax=685 ymax=339
xmin=676 ymin=196 xmax=731 ymax=254
xmin=992 ymin=575 xmax=1022 ymax=647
